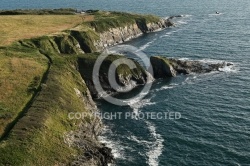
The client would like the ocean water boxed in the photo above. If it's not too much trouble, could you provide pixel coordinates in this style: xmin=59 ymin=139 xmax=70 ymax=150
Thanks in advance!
xmin=2 ymin=0 xmax=250 ymax=165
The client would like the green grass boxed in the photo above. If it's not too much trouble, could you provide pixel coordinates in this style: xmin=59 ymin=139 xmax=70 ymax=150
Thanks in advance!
xmin=0 ymin=10 xmax=163 ymax=165
xmin=0 ymin=8 xmax=76 ymax=15
xmin=0 ymin=45 xmax=91 ymax=165
xmin=77 ymin=53 xmax=147 ymax=87
xmin=0 ymin=15 xmax=84 ymax=46
xmin=0 ymin=46 xmax=48 ymax=136
xmin=84 ymin=11 xmax=161 ymax=32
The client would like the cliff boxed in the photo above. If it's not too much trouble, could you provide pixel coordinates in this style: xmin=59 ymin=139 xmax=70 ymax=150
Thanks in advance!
xmin=78 ymin=53 xmax=149 ymax=98
xmin=94 ymin=18 xmax=172 ymax=50
xmin=0 ymin=10 xmax=173 ymax=166
xmin=0 ymin=9 xmax=234 ymax=166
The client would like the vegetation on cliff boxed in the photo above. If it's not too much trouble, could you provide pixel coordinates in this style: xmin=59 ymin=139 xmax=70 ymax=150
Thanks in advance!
xmin=85 ymin=10 xmax=161 ymax=32
xmin=0 ymin=9 xmax=169 ymax=165
xmin=78 ymin=53 xmax=148 ymax=97
xmin=0 ymin=8 xmax=76 ymax=15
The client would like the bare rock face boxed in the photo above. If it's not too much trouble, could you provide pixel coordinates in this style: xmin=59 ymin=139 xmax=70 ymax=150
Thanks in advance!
xmin=150 ymin=56 xmax=177 ymax=78
xmin=77 ymin=54 xmax=149 ymax=98
xmin=94 ymin=19 xmax=173 ymax=51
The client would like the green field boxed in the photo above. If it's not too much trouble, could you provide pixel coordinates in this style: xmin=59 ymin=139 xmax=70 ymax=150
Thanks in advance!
xmin=0 ymin=10 xmax=162 ymax=165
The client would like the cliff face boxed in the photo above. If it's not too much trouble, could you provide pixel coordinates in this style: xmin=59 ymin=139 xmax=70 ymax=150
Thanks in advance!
xmin=94 ymin=19 xmax=173 ymax=50
xmin=0 ymin=11 xmax=173 ymax=166
xmin=150 ymin=56 xmax=177 ymax=78
xmin=77 ymin=54 xmax=149 ymax=98
xmin=0 ymin=10 xmax=235 ymax=166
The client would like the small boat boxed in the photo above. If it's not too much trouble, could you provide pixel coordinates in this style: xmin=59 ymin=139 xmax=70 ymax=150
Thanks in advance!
xmin=216 ymin=12 xmax=220 ymax=14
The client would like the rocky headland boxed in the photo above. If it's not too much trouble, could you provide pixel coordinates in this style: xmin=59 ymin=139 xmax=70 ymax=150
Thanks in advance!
xmin=0 ymin=9 xmax=233 ymax=166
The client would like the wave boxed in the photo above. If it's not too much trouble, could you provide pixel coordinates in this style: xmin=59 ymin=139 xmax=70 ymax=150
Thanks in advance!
xmin=219 ymin=64 xmax=237 ymax=73
xmin=137 ymin=39 xmax=156 ymax=51
xmin=181 ymin=14 xmax=192 ymax=18
xmin=126 ymin=94 xmax=163 ymax=166
xmin=160 ymin=30 xmax=177 ymax=38
xmin=99 ymin=126 xmax=125 ymax=160
xmin=127 ymin=121 xmax=164 ymax=166
xmin=155 ymin=85 xmax=174 ymax=92
xmin=177 ymin=58 xmax=238 ymax=73
xmin=145 ymin=121 xmax=164 ymax=166
xmin=198 ymin=59 xmax=238 ymax=73
xmin=128 ymin=97 xmax=156 ymax=117
xmin=176 ymin=20 xmax=188 ymax=25
xmin=115 ymin=80 xmax=137 ymax=92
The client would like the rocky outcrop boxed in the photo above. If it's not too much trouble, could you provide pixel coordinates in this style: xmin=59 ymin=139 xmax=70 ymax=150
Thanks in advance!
xmin=66 ymin=119 xmax=114 ymax=166
xmin=64 ymin=76 xmax=114 ymax=166
xmin=150 ymin=56 xmax=177 ymax=78
xmin=169 ymin=58 xmax=233 ymax=74
xmin=94 ymin=19 xmax=173 ymax=51
xmin=77 ymin=54 xmax=149 ymax=98
xmin=150 ymin=56 xmax=234 ymax=78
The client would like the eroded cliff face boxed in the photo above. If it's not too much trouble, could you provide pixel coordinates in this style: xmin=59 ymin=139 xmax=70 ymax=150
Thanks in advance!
xmin=77 ymin=54 xmax=149 ymax=98
xmin=94 ymin=19 xmax=173 ymax=50
xmin=1 ymin=12 xmax=173 ymax=166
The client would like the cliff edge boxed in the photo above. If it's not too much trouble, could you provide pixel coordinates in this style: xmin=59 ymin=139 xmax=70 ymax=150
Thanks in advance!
xmin=0 ymin=10 xmax=173 ymax=166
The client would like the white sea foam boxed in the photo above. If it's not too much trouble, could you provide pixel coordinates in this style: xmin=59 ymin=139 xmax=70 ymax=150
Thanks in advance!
xmin=99 ymin=126 xmax=125 ymax=160
xmin=178 ymin=57 xmax=190 ymax=60
xmin=182 ymin=14 xmax=192 ymax=18
xmin=218 ymin=64 xmax=237 ymax=73
xmin=129 ymin=98 xmax=156 ymax=114
xmin=160 ymin=30 xmax=178 ymax=38
xmin=115 ymin=80 xmax=137 ymax=92
xmin=145 ymin=121 xmax=164 ymax=166
xmin=155 ymin=85 xmax=174 ymax=92
xmin=137 ymin=39 xmax=156 ymax=51
xmin=128 ymin=121 xmax=164 ymax=166
xmin=176 ymin=20 xmax=188 ymax=25
xmin=125 ymin=93 xmax=163 ymax=166
xmin=129 ymin=135 xmax=151 ymax=145
xmin=197 ymin=58 xmax=224 ymax=64
xmin=197 ymin=59 xmax=238 ymax=73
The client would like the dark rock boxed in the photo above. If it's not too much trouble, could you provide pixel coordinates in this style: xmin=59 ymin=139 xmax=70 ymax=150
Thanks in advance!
xmin=150 ymin=56 xmax=177 ymax=78
xmin=168 ymin=58 xmax=231 ymax=74
xmin=150 ymin=56 xmax=233 ymax=78
xmin=227 ymin=62 xmax=234 ymax=66
xmin=78 ymin=54 xmax=149 ymax=98
xmin=168 ymin=15 xmax=183 ymax=19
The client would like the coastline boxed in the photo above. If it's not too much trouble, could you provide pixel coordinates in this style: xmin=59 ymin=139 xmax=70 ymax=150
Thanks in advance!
xmin=0 ymin=10 xmax=173 ymax=165
xmin=0 ymin=9 xmax=235 ymax=165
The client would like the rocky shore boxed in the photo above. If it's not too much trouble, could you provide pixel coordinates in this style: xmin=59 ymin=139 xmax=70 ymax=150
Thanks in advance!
xmin=0 ymin=10 xmax=234 ymax=166
xmin=150 ymin=56 xmax=233 ymax=78
xmin=94 ymin=18 xmax=173 ymax=50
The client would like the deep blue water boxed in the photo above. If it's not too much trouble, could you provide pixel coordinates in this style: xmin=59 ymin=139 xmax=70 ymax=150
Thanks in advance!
xmin=1 ymin=1 xmax=250 ymax=166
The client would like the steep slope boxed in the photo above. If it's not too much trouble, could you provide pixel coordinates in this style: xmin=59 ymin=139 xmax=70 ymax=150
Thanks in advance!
xmin=0 ymin=10 xmax=173 ymax=165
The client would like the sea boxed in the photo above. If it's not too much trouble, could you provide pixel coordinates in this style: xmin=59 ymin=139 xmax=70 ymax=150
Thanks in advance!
xmin=1 ymin=0 xmax=250 ymax=165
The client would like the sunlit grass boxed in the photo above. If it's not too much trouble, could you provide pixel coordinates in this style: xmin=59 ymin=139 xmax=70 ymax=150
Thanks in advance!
xmin=0 ymin=15 xmax=84 ymax=46
xmin=0 ymin=48 xmax=48 ymax=136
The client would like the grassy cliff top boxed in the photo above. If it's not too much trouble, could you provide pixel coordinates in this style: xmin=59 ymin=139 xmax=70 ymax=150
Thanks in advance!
xmin=0 ymin=9 xmax=163 ymax=165
xmin=0 ymin=10 xmax=161 ymax=46
xmin=0 ymin=15 xmax=84 ymax=46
